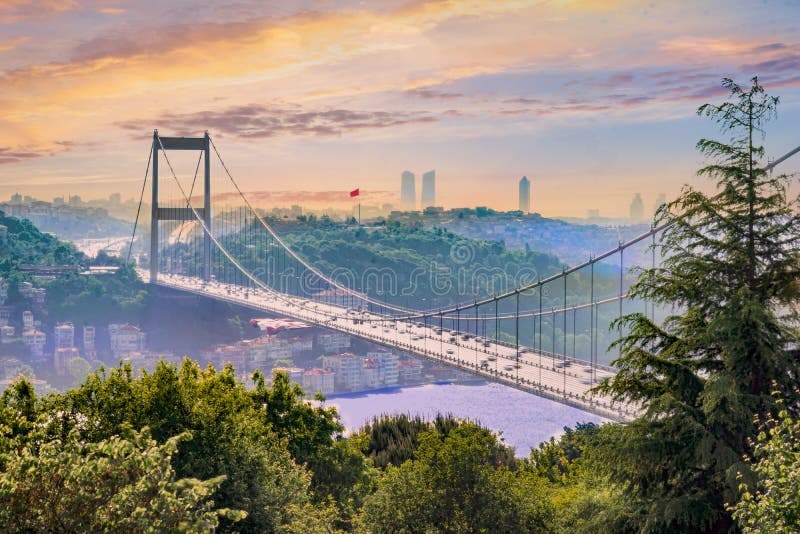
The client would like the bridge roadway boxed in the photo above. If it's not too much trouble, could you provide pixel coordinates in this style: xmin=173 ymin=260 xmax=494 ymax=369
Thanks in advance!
xmin=140 ymin=270 xmax=637 ymax=422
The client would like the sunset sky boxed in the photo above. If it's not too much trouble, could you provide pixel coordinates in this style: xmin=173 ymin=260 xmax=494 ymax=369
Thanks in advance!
xmin=1 ymin=0 xmax=799 ymax=217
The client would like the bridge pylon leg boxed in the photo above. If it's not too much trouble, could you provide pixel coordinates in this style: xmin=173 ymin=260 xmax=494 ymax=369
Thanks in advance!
xmin=150 ymin=130 xmax=159 ymax=282
xmin=203 ymin=132 xmax=212 ymax=282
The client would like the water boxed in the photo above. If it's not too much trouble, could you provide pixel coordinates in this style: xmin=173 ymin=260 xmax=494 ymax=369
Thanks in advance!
xmin=327 ymin=381 xmax=604 ymax=457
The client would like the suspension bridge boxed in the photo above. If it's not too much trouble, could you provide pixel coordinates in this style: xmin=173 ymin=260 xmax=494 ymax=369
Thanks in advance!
xmin=128 ymin=130 xmax=799 ymax=422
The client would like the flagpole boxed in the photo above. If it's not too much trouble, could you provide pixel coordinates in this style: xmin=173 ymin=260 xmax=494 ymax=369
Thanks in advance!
xmin=358 ymin=202 xmax=361 ymax=225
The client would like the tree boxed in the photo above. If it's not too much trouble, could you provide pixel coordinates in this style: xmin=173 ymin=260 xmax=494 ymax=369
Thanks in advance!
xmin=358 ymin=422 xmax=553 ymax=533
xmin=528 ymin=422 xmax=600 ymax=484
xmin=251 ymin=371 xmax=375 ymax=529
xmin=273 ymin=358 xmax=295 ymax=368
xmin=40 ymin=360 xmax=324 ymax=533
xmin=731 ymin=402 xmax=800 ymax=533
xmin=360 ymin=413 xmax=461 ymax=469
xmin=0 ymin=427 xmax=242 ymax=531
xmin=0 ymin=377 xmax=38 ymax=465
xmin=594 ymin=77 xmax=800 ymax=531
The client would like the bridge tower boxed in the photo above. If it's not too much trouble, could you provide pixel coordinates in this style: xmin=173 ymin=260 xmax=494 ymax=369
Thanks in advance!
xmin=150 ymin=130 xmax=212 ymax=282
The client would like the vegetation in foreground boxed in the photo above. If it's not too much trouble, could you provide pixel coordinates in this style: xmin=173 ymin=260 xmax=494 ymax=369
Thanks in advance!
xmin=2 ymin=77 xmax=799 ymax=533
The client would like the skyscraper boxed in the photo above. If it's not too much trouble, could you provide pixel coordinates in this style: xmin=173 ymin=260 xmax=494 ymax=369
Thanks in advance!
xmin=630 ymin=193 xmax=644 ymax=221
xmin=519 ymin=176 xmax=530 ymax=213
xmin=421 ymin=170 xmax=436 ymax=207
xmin=401 ymin=171 xmax=415 ymax=209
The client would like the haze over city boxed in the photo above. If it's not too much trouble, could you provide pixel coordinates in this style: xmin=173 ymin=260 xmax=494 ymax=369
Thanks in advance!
xmin=2 ymin=0 xmax=800 ymax=216
xmin=4 ymin=0 xmax=800 ymax=530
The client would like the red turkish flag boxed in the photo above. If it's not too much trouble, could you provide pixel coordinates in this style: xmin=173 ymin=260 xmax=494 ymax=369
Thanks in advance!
xmin=350 ymin=188 xmax=360 ymax=197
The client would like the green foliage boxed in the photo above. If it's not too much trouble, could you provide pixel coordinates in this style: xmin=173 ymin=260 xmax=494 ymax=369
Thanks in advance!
xmin=45 ymin=262 xmax=149 ymax=324
xmin=593 ymin=78 xmax=800 ymax=531
xmin=732 ymin=403 xmax=800 ymax=533
xmin=358 ymin=422 xmax=552 ymax=533
xmin=528 ymin=422 xmax=600 ymax=483
xmin=0 ymin=212 xmax=149 ymax=329
xmin=360 ymin=413 xmax=461 ymax=469
xmin=171 ymin=217 xmax=568 ymax=308
xmin=35 ymin=361 xmax=332 ymax=532
xmin=252 ymin=370 xmax=375 ymax=529
xmin=0 ymin=214 xmax=84 ymax=275
xmin=0 ymin=427 xmax=237 ymax=532
xmin=0 ymin=378 xmax=38 ymax=466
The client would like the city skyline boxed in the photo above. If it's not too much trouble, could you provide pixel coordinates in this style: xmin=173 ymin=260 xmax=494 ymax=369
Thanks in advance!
xmin=1 ymin=1 xmax=800 ymax=216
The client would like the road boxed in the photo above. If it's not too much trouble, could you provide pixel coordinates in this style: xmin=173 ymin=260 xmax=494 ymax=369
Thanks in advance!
xmin=139 ymin=269 xmax=637 ymax=421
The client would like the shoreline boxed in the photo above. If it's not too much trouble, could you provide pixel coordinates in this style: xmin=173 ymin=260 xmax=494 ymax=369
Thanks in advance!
xmin=324 ymin=378 xmax=486 ymax=399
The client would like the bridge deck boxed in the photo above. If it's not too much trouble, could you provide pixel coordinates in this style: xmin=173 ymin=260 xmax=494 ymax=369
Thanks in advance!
xmin=139 ymin=270 xmax=637 ymax=422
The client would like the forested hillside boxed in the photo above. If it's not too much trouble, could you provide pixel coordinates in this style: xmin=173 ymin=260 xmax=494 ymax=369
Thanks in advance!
xmin=0 ymin=211 xmax=147 ymax=327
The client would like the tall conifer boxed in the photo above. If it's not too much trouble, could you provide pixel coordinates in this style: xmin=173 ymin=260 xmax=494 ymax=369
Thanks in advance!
xmin=595 ymin=77 xmax=800 ymax=532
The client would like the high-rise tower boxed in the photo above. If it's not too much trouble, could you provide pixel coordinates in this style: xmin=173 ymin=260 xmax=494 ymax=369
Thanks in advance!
xmin=630 ymin=193 xmax=644 ymax=221
xmin=519 ymin=176 xmax=530 ymax=213
xmin=421 ymin=170 xmax=436 ymax=207
xmin=401 ymin=171 xmax=415 ymax=209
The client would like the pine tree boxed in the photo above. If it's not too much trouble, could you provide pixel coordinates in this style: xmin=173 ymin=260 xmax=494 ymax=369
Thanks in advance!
xmin=594 ymin=77 xmax=800 ymax=532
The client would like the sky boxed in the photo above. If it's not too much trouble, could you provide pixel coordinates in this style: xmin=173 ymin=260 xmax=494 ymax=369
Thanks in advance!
xmin=1 ymin=0 xmax=800 ymax=217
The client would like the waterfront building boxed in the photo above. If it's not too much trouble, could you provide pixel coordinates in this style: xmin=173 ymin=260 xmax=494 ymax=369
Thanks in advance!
xmin=398 ymin=359 xmax=424 ymax=384
xmin=362 ymin=359 xmax=381 ymax=389
xmin=368 ymin=351 xmax=399 ymax=386
xmin=323 ymin=353 xmax=364 ymax=391
xmin=302 ymin=368 xmax=335 ymax=396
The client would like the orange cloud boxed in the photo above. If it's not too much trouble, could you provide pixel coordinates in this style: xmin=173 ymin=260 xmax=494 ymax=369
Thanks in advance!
xmin=98 ymin=6 xmax=125 ymax=15
xmin=0 ymin=35 xmax=28 ymax=51
xmin=0 ymin=0 xmax=543 ymax=149
xmin=0 ymin=0 xmax=78 ymax=23
xmin=662 ymin=36 xmax=757 ymax=56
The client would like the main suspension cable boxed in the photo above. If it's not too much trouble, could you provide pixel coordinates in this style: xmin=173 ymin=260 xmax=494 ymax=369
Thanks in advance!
xmin=154 ymin=134 xmax=341 ymax=316
xmin=127 ymin=141 xmax=153 ymax=264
